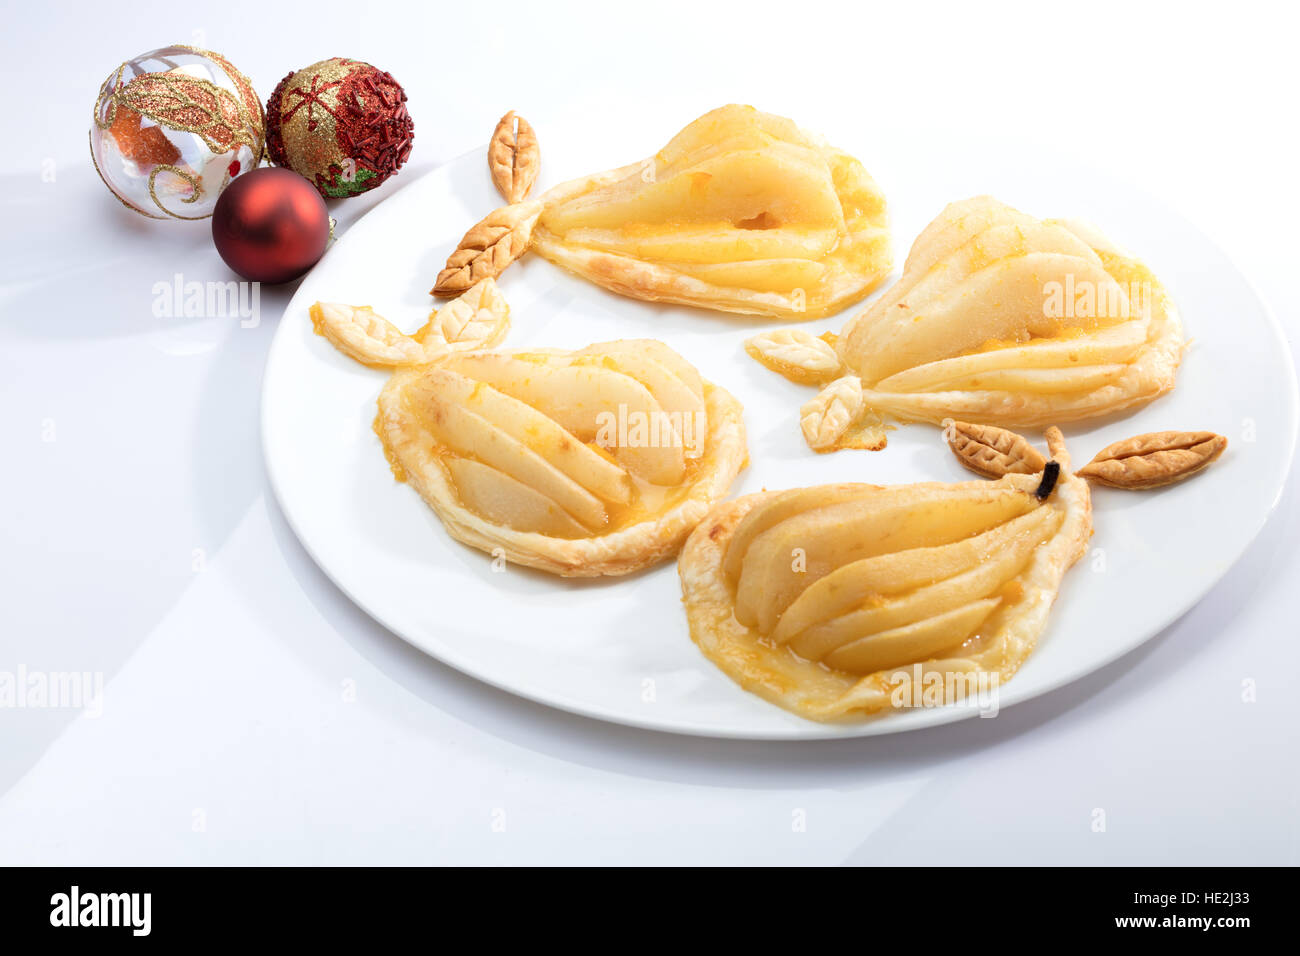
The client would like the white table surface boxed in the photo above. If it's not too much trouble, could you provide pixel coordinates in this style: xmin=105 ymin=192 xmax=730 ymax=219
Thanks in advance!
xmin=2 ymin=0 xmax=1297 ymax=865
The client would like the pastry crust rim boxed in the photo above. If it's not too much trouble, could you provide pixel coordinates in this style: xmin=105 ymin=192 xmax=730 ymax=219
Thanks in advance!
xmin=531 ymin=227 xmax=890 ymax=322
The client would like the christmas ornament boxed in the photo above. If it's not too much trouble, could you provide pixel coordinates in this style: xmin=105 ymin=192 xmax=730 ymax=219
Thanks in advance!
xmin=90 ymin=45 xmax=265 ymax=220
xmin=211 ymin=168 xmax=330 ymax=283
xmin=266 ymin=57 xmax=413 ymax=198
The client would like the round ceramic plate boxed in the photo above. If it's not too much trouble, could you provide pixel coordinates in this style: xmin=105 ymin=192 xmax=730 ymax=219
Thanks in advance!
xmin=262 ymin=124 xmax=1297 ymax=739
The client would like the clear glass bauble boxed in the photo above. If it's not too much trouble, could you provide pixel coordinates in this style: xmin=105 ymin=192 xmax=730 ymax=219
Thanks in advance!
xmin=90 ymin=45 xmax=265 ymax=220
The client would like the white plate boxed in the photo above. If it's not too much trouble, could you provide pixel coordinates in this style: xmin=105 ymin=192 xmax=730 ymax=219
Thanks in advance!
xmin=262 ymin=124 xmax=1297 ymax=739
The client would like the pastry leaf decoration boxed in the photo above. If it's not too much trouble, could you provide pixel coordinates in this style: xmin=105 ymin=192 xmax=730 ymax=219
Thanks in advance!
xmin=1077 ymin=431 xmax=1227 ymax=489
xmin=489 ymin=111 xmax=540 ymax=204
xmin=744 ymin=329 xmax=842 ymax=385
xmin=432 ymin=201 xmax=542 ymax=296
xmin=944 ymin=420 xmax=1048 ymax=479
xmin=800 ymin=376 xmax=864 ymax=451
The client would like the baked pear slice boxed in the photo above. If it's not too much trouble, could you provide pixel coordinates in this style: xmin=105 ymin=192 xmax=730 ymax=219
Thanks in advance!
xmin=375 ymin=339 xmax=747 ymax=577
xmin=746 ymin=196 xmax=1184 ymax=450
xmin=530 ymin=105 xmax=891 ymax=319
xmin=678 ymin=429 xmax=1092 ymax=720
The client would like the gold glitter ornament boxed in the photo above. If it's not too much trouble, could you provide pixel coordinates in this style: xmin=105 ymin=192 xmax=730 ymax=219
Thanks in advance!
xmin=265 ymin=57 xmax=414 ymax=199
xmin=90 ymin=45 xmax=265 ymax=220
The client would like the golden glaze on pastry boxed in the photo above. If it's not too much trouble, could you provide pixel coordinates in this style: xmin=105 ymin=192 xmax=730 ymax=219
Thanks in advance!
xmin=530 ymin=105 xmax=891 ymax=319
xmin=749 ymin=196 xmax=1184 ymax=450
xmin=678 ymin=430 xmax=1091 ymax=721
xmin=373 ymin=340 xmax=747 ymax=576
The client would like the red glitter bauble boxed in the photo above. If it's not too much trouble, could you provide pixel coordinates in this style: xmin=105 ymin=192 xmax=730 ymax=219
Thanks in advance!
xmin=211 ymin=168 xmax=330 ymax=283
xmin=265 ymin=57 xmax=414 ymax=198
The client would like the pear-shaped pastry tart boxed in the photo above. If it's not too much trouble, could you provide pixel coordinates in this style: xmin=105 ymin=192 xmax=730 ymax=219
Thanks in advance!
xmin=681 ymin=422 xmax=1225 ymax=721
xmin=374 ymin=340 xmax=747 ymax=576
xmin=749 ymin=196 xmax=1184 ymax=450
xmin=527 ymin=105 xmax=891 ymax=319
xmin=679 ymin=428 xmax=1092 ymax=720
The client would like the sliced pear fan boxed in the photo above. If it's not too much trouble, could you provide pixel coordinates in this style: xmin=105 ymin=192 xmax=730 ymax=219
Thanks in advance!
xmin=677 ymin=453 xmax=1093 ymax=720
xmin=441 ymin=352 xmax=688 ymax=485
xmin=785 ymin=508 xmax=1061 ymax=664
xmin=401 ymin=369 xmax=612 ymax=531
xmin=751 ymin=196 xmax=1183 ymax=442
xmin=771 ymin=506 xmax=1060 ymax=648
xmin=835 ymin=196 xmax=1182 ymax=427
xmin=732 ymin=484 xmax=1042 ymax=636
xmin=531 ymin=105 xmax=891 ymax=319
xmin=374 ymin=339 xmax=747 ymax=577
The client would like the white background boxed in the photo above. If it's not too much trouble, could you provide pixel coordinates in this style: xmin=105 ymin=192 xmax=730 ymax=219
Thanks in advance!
xmin=1 ymin=0 xmax=1297 ymax=864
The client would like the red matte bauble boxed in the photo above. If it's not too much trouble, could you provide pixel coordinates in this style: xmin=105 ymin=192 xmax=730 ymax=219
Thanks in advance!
xmin=211 ymin=167 xmax=330 ymax=283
